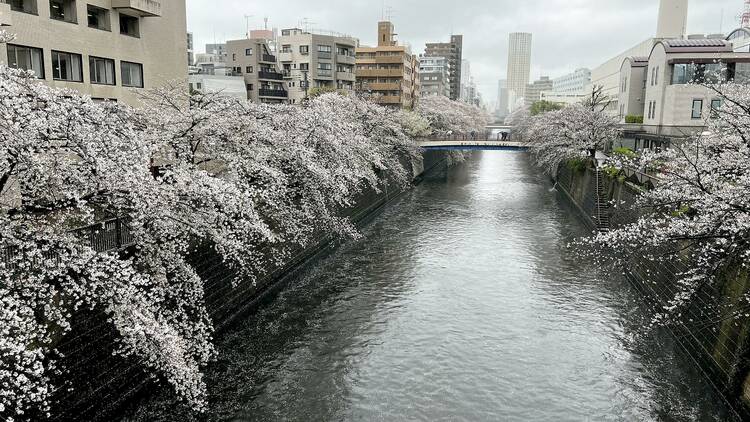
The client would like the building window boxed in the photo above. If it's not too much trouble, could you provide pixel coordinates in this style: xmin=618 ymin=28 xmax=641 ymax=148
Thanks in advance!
xmin=245 ymin=48 xmax=253 ymax=56
xmin=49 ymin=0 xmax=77 ymax=23
xmin=89 ymin=56 xmax=115 ymax=85
xmin=121 ymin=61 xmax=143 ymax=88
xmin=246 ymin=66 xmax=253 ymax=73
xmin=691 ymin=99 xmax=703 ymax=119
xmin=51 ymin=50 xmax=83 ymax=82
xmin=246 ymin=84 xmax=253 ymax=91
xmin=87 ymin=5 xmax=110 ymax=31
xmin=299 ymin=45 xmax=309 ymax=55
xmin=119 ymin=13 xmax=139 ymax=37
xmin=9 ymin=0 xmax=38 ymax=14
xmin=6 ymin=44 xmax=44 ymax=79
xmin=710 ymin=98 xmax=722 ymax=118
xmin=654 ymin=66 xmax=658 ymax=85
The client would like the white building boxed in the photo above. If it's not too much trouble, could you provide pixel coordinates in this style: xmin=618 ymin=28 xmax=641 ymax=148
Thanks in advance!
xmin=419 ymin=56 xmax=450 ymax=97
xmin=496 ymin=79 xmax=509 ymax=116
xmin=506 ymin=32 xmax=532 ymax=113
xmin=552 ymin=68 xmax=591 ymax=94
xmin=589 ymin=0 xmax=688 ymax=113
xmin=188 ymin=74 xmax=247 ymax=100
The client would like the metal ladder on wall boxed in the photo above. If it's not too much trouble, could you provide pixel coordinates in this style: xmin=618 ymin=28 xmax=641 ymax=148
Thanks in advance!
xmin=594 ymin=169 xmax=611 ymax=232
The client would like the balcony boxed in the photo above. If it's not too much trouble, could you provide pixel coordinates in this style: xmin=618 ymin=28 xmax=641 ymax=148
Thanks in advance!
xmin=318 ymin=52 xmax=332 ymax=60
xmin=367 ymin=82 xmax=401 ymax=91
xmin=259 ymin=89 xmax=288 ymax=98
xmin=278 ymin=52 xmax=293 ymax=62
xmin=261 ymin=54 xmax=276 ymax=63
xmin=335 ymin=72 xmax=355 ymax=82
xmin=336 ymin=55 xmax=355 ymax=65
xmin=316 ymin=69 xmax=333 ymax=79
xmin=356 ymin=69 xmax=404 ymax=78
xmin=258 ymin=71 xmax=283 ymax=81
xmin=111 ymin=0 xmax=161 ymax=17
xmin=0 ymin=2 xmax=11 ymax=26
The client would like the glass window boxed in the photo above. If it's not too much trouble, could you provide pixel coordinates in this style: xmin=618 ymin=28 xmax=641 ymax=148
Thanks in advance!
xmin=733 ymin=63 xmax=750 ymax=83
xmin=9 ymin=0 xmax=38 ymax=14
xmin=87 ymin=5 xmax=110 ymax=30
xmin=51 ymin=50 xmax=83 ymax=82
xmin=710 ymin=99 xmax=722 ymax=118
xmin=246 ymin=66 xmax=253 ymax=73
xmin=672 ymin=63 xmax=693 ymax=84
xmin=299 ymin=45 xmax=309 ymax=55
xmin=6 ymin=44 xmax=45 ymax=79
xmin=245 ymin=48 xmax=253 ymax=56
xmin=119 ymin=14 xmax=139 ymax=37
xmin=121 ymin=61 xmax=143 ymax=88
xmin=317 ymin=45 xmax=332 ymax=53
xmin=89 ymin=56 xmax=115 ymax=85
xmin=49 ymin=0 xmax=76 ymax=23
xmin=691 ymin=99 xmax=703 ymax=119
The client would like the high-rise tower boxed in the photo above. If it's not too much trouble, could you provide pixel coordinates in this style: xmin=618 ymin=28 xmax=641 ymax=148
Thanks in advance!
xmin=506 ymin=32 xmax=532 ymax=112
xmin=656 ymin=0 xmax=688 ymax=38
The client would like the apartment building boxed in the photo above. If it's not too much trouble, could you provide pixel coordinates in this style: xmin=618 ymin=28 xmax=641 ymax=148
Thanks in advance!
xmin=418 ymin=55 xmax=450 ymax=97
xmin=0 ymin=0 xmax=187 ymax=106
xmin=277 ymin=28 xmax=357 ymax=104
xmin=226 ymin=37 xmax=287 ymax=104
xmin=552 ymin=68 xmax=591 ymax=94
xmin=424 ymin=34 xmax=462 ymax=100
xmin=355 ymin=21 xmax=419 ymax=109
xmin=619 ymin=38 xmax=750 ymax=149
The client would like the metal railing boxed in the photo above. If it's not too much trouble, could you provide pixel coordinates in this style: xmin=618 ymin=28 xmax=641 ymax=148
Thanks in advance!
xmin=261 ymin=54 xmax=277 ymax=63
xmin=258 ymin=89 xmax=288 ymax=98
xmin=258 ymin=71 xmax=283 ymax=81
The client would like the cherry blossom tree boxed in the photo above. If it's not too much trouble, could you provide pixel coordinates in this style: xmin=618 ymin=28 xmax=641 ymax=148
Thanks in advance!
xmin=518 ymin=86 xmax=620 ymax=174
xmin=416 ymin=95 xmax=489 ymax=137
xmin=584 ymin=80 xmax=750 ymax=323
xmin=0 ymin=52 xmax=485 ymax=418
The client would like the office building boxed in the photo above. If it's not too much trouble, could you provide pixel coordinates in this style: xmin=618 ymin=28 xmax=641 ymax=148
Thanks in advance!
xmin=496 ymin=79 xmax=508 ymax=116
xmin=590 ymin=0 xmax=688 ymax=113
xmin=552 ymin=68 xmax=591 ymax=94
xmin=524 ymin=76 xmax=553 ymax=107
xmin=506 ymin=32 xmax=532 ymax=112
xmin=277 ymin=27 xmax=358 ymax=104
xmin=226 ymin=37 xmax=287 ymax=104
xmin=0 ymin=0 xmax=188 ymax=106
xmin=355 ymin=21 xmax=419 ymax=108
xmin=419 ymin=55 xmax=450 ymax=97
xmin=424 ymin=34 xmax=463 ymax=100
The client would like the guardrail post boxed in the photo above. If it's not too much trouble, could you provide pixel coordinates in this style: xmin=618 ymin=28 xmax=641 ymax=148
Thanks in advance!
xmin=115 ymin=218 xmax=123 ymax=250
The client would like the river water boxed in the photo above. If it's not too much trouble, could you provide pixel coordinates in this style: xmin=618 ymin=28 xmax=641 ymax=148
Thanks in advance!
xmin=128 ymin=151 xmax=732 ymax=422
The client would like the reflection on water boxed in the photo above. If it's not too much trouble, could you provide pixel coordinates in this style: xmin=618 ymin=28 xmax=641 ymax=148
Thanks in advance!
xmin=128 ymin=152 xmax=731 ymax=422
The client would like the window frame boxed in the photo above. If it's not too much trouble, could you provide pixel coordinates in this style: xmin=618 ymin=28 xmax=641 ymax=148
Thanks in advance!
xmin=9 ymin=0 xmax=39 ymax=14
xmin=245 ymin=48 xmax=253 ymax=56
xmin=49 ymin=0 xmax=77 ymax=24
xmin=121 ymin=61 xmax=144 ymax=88
xmin=89 ymin=56 xmax=116 ymax=86
xmin=691 ymin=99 xmax=703 ymax=120
xmin=87 ymin=4 xmax=111 ymax=31
xmin=6 ymin=43 xmax=45 ymax=79
xmin=51 ymin=50 xmax=83 ymax=82
xmin=119 ymin=13 xmax=140 ymax=38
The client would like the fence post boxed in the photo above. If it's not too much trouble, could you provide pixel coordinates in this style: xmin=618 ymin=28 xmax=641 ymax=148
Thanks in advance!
xmin=115 ymin=218 xmax=123 ymax=250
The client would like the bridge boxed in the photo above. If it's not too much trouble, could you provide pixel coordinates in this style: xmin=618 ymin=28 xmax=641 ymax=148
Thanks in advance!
xmin=419 ymin=128 xmax=529 ymax=151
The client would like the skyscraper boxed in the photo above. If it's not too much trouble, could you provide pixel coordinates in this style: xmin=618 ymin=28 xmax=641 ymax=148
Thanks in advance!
xmin=497 ymin=79 xmax=509 ymax=117
xmin=506 ymin=32 xmax=532 ymax=112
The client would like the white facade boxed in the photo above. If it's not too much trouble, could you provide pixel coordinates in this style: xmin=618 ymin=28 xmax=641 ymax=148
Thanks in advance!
xmin=188 ymin=74 xmax=247 ymax=100
xmin=506 ymin=32 xmax=532 ymax=113
xmin=496 ymin=79 xmax=508 ymax=116
xmin=419 ymin=56 xmax=450 ymax=97
xmin=552 ymin=68 xmax=591 ymax=94
xmin=540 ymin=91 xmax=586 ymax=106
xmin=656 ymin=0 xmax=688 ymax=39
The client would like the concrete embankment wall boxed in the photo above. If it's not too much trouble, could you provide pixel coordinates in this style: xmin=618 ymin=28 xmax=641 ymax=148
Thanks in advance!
xmin=555 ymin=164 xmax=750 ymax=418
xmin=46 ymin=150 xmax=448 ymax=421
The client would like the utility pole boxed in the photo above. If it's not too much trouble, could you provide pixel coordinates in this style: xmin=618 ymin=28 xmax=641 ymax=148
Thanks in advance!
xmin=244 ymin=14 xmax=254 ymax=37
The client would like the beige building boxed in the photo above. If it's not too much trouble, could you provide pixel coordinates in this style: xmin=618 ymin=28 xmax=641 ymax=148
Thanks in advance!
xmin=277 ymin=28 xmax=357 ymax=105
xmin=0 ymin=0 xmax=187 ymax=106
xmin=524 ymin=76 xmax=552 ymax=107
xmin=506 ymin=32 xmax=532 ymax=112
xmin=226 ymin=38 xmax=287 ymax=104
xmin=618 ymin=39 xmax=750 ymax=149
xmin=355 ymin=21 xmax=419 ymax=109
xmin=589 ymin=0 xmax=687 ymax=114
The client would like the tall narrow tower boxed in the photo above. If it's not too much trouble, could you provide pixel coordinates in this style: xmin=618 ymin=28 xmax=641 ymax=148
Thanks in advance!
xmin=506 ymin=32 xmax=532 ymax=112
xmin=743 ymin=0 xmax=750 ymax=28
xmin=656 ymin=0 xmax=688 ymax=38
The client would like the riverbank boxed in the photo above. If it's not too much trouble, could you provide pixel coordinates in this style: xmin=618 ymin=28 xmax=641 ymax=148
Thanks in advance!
xmin=554 ymin=162 xmax=750 ymax=420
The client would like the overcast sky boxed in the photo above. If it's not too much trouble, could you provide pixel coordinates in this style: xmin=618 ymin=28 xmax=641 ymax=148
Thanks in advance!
xmin=188 ymin=0 xmax=740 ymax=104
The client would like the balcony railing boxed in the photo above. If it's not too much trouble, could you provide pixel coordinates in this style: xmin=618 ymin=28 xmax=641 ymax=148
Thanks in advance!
xmin=316 ymin=69 xmax=333 ymax=78
xmin=259 ymin=89 xmax=288 ymax=98
xmin=258 ymin=71 xmax=283 ymax=81
xmin=111 ymin=0 xmax=161 ymax=17
xmin=261 ymin=54 xmax=277 ymax=63
xmin=336 ymin=55 xmax=356 ymax=65
xmin=318 ymin=52 xmax=332 ymax=60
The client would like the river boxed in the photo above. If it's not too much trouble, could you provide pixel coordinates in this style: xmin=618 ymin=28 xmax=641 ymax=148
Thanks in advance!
xmin=127 ymin=151 xmax=732 ymax=421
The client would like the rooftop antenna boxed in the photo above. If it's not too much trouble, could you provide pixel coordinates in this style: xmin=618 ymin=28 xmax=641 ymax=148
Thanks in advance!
xmin=244 ymin=14 xmax=254 ymax=37
xmin=300 ymin=17 xmax=316 ymax=32
xmin=264 ymin=17 xmax=269 ymax=30
xmin=385 ymin=6 xmax=395 ymax=21
xmin=743 ymin=0 xmax=750 ymax=28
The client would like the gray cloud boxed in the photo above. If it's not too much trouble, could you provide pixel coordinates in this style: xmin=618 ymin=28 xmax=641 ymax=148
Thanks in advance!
xmin=188 ymin=0 xmax=740 ymax=103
